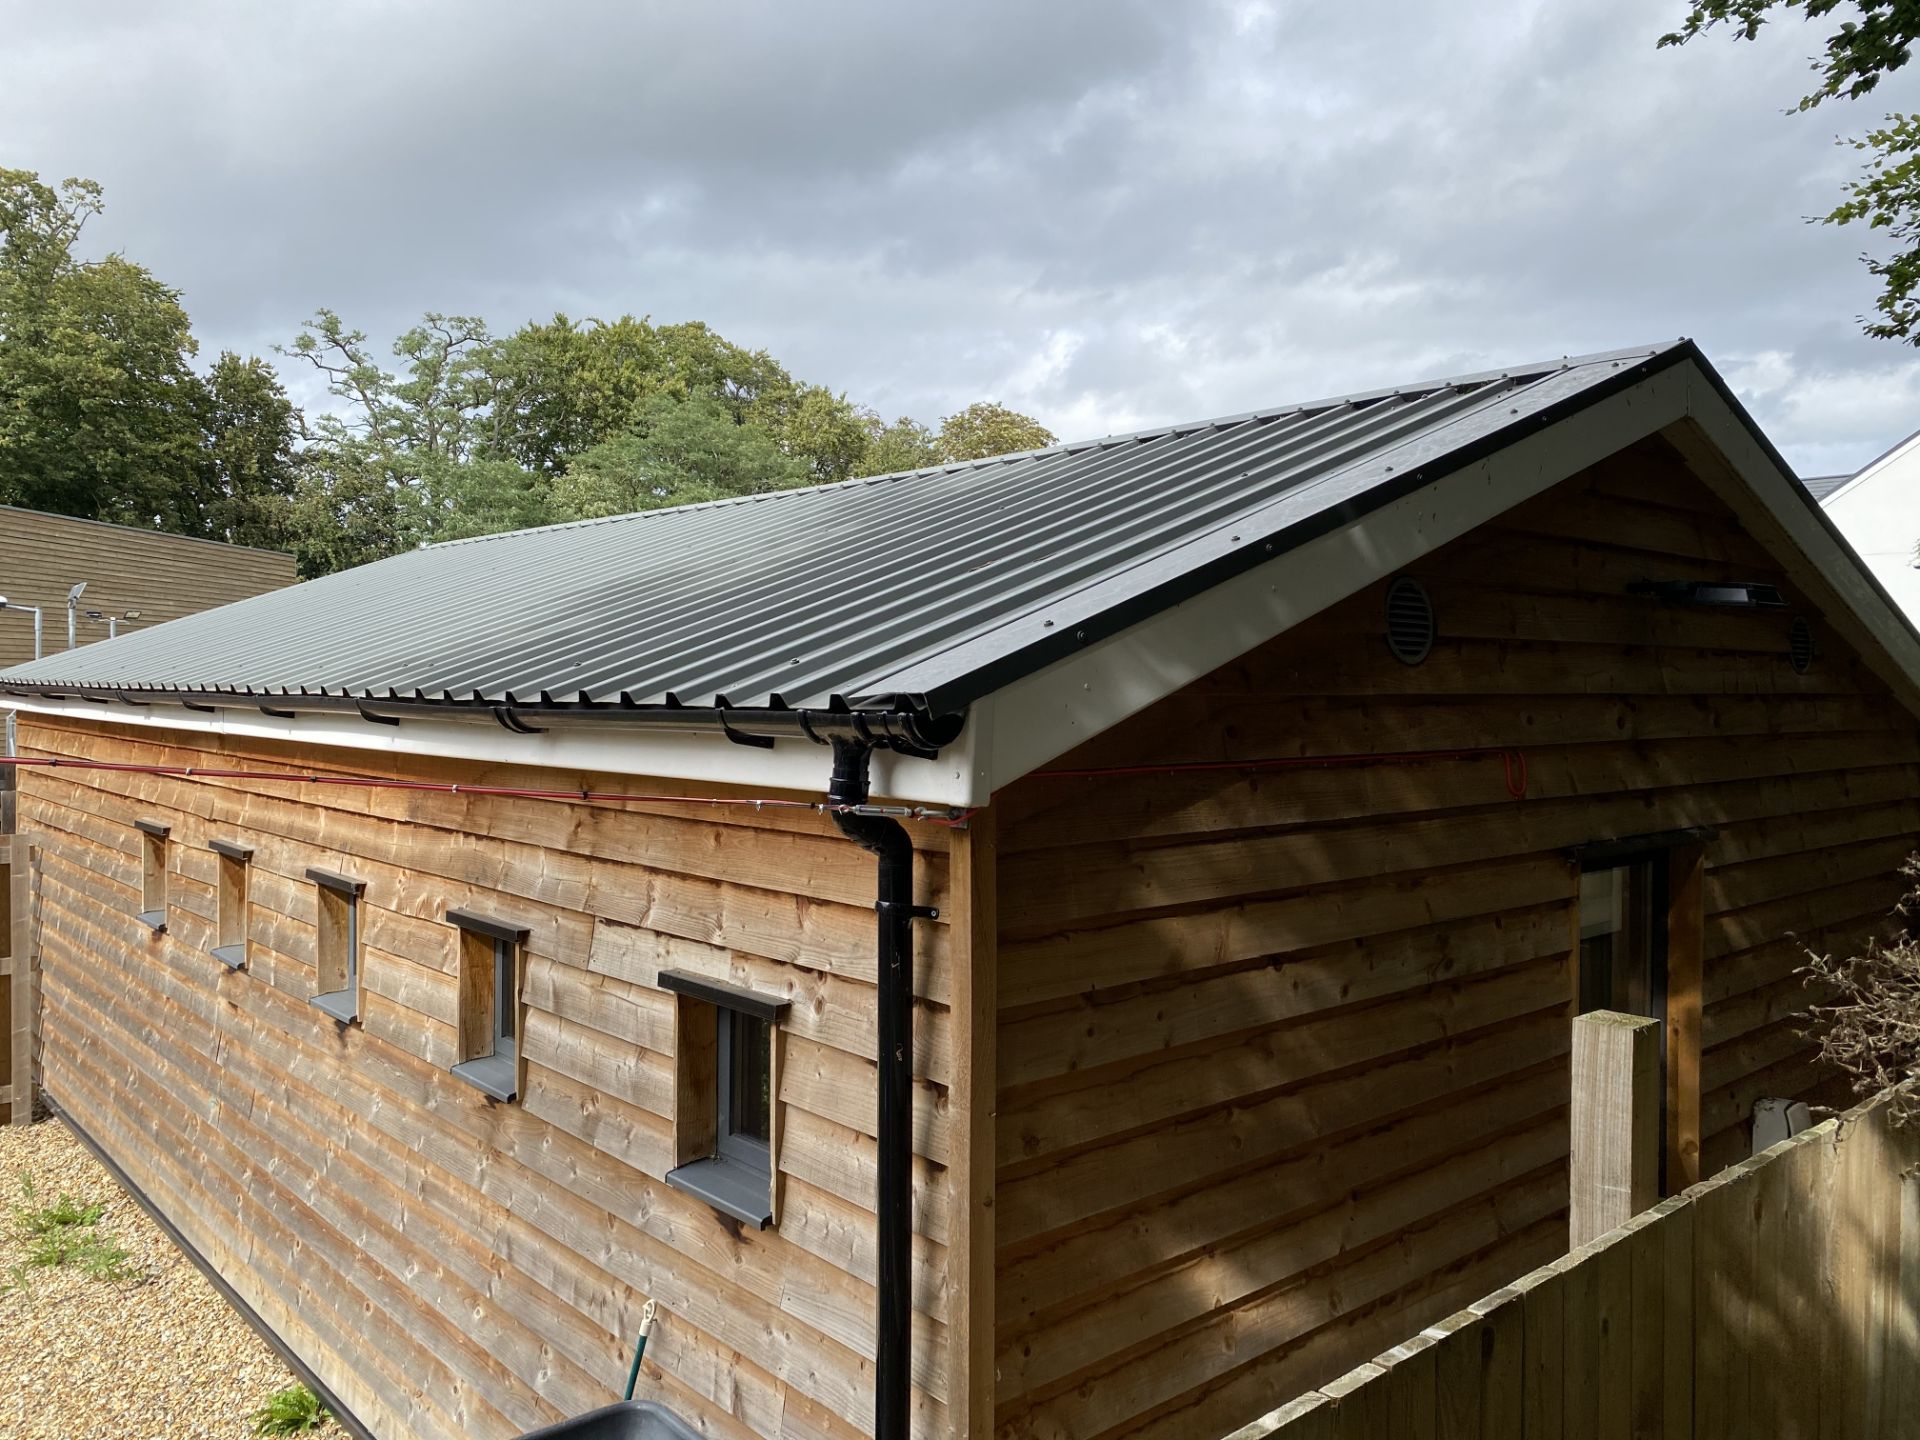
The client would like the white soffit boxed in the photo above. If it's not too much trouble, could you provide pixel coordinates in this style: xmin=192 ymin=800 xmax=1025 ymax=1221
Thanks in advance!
xmin=2 ymin=696 xmax=982 ymax=808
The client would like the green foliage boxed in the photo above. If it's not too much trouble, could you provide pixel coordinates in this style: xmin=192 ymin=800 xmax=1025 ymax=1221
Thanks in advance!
xmin=551 ymin=393 xmax=810 ymax=521
xmin=1661 ymin=1 xmax=1920 ymax=108
xmin=780 ymin=384 xmax=873 ymax=482
xmin=1663 ymin=1 xmax=1920 ymax=341
xmin=0 ymin=169 xmax=206 ymax=523
xmin=16 ymin=1190 xmax=103 ymax=1234
xmin=937 ymin=401 xmax=1056 ymax=462
xmin=251 ymin=1383 xmax=332 ymax=1436
xmin=8 ymin=1171 xmax=140 ymax=1284
xmin=200 ymin=352 xmax=300 ymax=549
xmin=418 ymin=455 xmax=553 ymax=542
xmin=284 ymin=441 xmax=425 ymax=579
xmin=857 ymin=415 xmax=943 ymax=476
xmin=0 ymin=166 xmax=1062 ymax=575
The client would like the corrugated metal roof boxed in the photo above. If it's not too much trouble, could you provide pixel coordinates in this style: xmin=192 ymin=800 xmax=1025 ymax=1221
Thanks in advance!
xmin=1802 ymin=472 xmax=1851 ymax=503
xmin=0 ymin=342 xmax=1689 ymax=720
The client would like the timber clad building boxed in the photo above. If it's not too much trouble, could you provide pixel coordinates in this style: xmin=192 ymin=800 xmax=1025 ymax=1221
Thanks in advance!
xmin=3 ymin=340 xmax=1915 ymax=1440
xmin=0 ymin=505 xmax=296 ymax=667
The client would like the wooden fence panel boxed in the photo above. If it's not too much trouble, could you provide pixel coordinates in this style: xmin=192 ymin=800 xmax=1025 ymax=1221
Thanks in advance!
xmin=1234 ymin=1087 xmax=1920 ymax=1440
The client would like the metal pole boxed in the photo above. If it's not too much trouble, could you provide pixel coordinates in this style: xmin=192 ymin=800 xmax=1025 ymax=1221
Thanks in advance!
xmin=31 ymin=609 xmax=40 ymax=660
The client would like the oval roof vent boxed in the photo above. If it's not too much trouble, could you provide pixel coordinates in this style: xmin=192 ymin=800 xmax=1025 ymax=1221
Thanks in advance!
xmin=1385 ymin=576 xmax=1435 ymax=666
xmin=1789 ymin=615 xmax=1815 ymax=675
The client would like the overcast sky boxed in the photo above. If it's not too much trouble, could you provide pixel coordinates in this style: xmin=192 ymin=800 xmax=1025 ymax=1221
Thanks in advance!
xmin=5 ymin=0 xmax=1918 ymax=476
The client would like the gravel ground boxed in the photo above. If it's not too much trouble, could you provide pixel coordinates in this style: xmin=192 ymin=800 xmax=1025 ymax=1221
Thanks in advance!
xmin=0 ymin=1107 xmax=347 ymax=1440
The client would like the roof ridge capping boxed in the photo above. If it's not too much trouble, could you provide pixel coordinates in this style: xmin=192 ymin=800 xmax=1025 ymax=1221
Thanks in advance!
xmin=428 ymin=341 xmax=1690 ymax=549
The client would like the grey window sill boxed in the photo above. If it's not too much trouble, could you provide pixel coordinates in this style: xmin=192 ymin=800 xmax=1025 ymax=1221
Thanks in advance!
xmin=310 ymin=990 xmax=358 ymax=1024
xmin=136 ymin=910 xmax=167 ymax=934
xmin=666 ymin=1156 xmax=772 ymax=1230
xmin=451 ymin=1054 xmax=517 ymax=1103
xmin=210 ymin=943 xmax=247 ymax=971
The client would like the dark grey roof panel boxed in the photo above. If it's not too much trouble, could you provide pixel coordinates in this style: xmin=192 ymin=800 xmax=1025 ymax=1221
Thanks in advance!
xmin=1801 ymin=472 xmax=1851 ymax=503
xmin=0 ymin=342 xmax=1689 ymax=717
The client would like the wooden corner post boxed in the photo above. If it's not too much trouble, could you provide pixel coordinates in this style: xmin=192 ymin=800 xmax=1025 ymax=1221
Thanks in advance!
xmin=1570 ymin=1010 xmax=1662 ymax=1248
xmin=945 ymin=807 xmax=997 ymax=1440
xmin=8 ymin=834 xmax=35 ymax=1126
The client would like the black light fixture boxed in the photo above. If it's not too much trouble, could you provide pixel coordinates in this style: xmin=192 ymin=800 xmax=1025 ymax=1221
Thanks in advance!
xmin=1626 ymin=580 xmax=1787 ymax=608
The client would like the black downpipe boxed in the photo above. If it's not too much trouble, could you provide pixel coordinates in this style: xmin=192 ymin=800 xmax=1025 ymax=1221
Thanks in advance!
xmin=828 ymin=737 xmax=933 ymax=1440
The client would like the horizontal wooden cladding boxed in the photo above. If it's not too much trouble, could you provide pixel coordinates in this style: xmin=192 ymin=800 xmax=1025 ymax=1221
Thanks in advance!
xmin=1002 ymin=713 xmax=1910 ymax=850
xmin=31 ymin=818 xmax=951 ymax=1440
xmin=19 ymin=717 xmax=964 ymax=1440
xmin=1003 ymin=1187 xmax=1567 ymax=1440
xmin=997 ymin=1118 xmax=1569 ymax=1406
xmin=990 ymin=444 xmax=1918 ymax=1440
xmin=996 ymin=1009 xmax=1573 ymax=1249
xmin=0 ymin=507 xmax=293 ymax=669
xmin=22 ymin=726 xmax=958 ymax=1005
xmin=998 ymin=957 xmax=1570 ymax=1168
xmin=1001 ymin=756 xmax=1919 ymax=936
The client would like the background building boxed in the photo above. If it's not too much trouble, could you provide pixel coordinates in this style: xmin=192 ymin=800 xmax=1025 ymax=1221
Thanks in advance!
xmin=1813 ymin=433 xmax=1920 ymax=623
xmin=0 ymin=507 xmax=296 ymax=668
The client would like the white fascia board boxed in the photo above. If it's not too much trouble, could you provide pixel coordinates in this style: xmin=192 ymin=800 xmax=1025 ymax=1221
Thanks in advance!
xmin=2 ymin=696 xmax=981 ymax=808
xmin=972 ymin=363 xmax=1700 ymax=795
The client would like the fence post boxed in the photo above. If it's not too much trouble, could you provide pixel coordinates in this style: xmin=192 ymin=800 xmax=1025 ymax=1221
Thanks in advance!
xmin=1571 ymin=1010 xmax=1662 ymax=1248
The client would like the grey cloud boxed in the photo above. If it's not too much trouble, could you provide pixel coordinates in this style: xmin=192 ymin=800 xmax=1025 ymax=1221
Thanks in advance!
xmin=3 ymin=0 xmax=1918 ymax=472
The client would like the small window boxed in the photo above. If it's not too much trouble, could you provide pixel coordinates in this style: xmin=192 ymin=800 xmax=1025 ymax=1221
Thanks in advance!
xmin=1578 ymin=861 xmax=1665 ymax=1019
xmin=308 ymin=868 xmax=366 ymax=1024
xmin=659 ymin=970 xmax=788 ymax=1229
xmin=134 ymin=821 xmax=169 ymax=932
xmin=210 ymin=840 xmax=252 ymax=970
xmin=1574 ymin=830 xmax=1710 ymax=1195
xmin=447 ymin=908 xmax=528 ymax=1102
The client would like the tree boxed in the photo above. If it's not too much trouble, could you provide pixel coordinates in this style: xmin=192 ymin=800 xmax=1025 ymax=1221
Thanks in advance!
xmin=418 ymin=455 xmax=553 ymax=543
xmin=484 ymin=314 xmax=666 ymax=475
xmin=284 ymin=441 xmax=424 ymax=579
xmin=1663 ymin=2 xmax=1920 ymax=339
xmin=937 ymin=401 xmax=1056 ymax=462
xmin=0 ymin=168 xmax=209 ymax=525
xmin=199 ymin=352 xmax=300 ymax=550
xmin=858 ymin=415 xmax=943 ymax=475
xmin=550 ymin=393 xmax=809 ymax=521
xmin=782 ymin=385 xmax=872 ymax=481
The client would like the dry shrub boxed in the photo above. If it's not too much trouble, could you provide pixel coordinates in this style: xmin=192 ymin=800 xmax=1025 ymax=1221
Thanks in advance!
xmin=1801 ymin=855 xmax=1920 ymax=1123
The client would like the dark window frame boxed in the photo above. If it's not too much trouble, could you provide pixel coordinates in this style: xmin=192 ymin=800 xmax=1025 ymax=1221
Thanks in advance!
xmin=308 ymin=868 xmax=366 ymax=1025
xmin=135 ymin=820 xmax=169 ymax=933
xmin=210 ymin=839 xmax=253 ymax=970
xmin=659 ymin=969 xmax=788 ymax=1228
xmin=447 ymin=908 xmax=529 ymax=1102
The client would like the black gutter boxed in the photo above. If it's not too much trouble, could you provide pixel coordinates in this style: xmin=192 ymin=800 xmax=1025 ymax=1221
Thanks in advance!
xmin=0 ymin=688 xmax=967 ymax=758
xmin=826 ymin=737 xmax=936 ymax=1440
xmin=44 ymin=1094 xmax=377 ymax=1440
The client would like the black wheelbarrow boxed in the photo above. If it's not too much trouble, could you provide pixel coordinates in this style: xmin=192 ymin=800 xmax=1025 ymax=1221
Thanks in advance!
xmin=515 ymin=1399 xmax=701 ymax=1440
